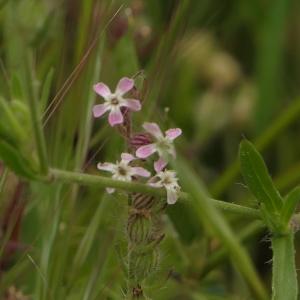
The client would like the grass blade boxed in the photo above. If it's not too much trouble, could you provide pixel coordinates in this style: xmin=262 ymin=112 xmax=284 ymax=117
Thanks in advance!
xmin=173 ymin=158 xmax=268 ymax=300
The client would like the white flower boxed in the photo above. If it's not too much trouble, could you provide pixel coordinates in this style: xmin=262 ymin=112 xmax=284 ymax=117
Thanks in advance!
xmin=149 ymin=169 xmax=181 ymax=205
xmin=135 ymin=122 xmax=182 ymax=172
xmin=97 ymin=153 xmax=150 ymax=193
xmin=93 ymin=77 xmax=141 ymax=126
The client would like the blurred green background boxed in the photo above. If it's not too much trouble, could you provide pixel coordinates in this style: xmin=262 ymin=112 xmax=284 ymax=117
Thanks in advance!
xmin=0 ymin=0 xmax=300 ymax=299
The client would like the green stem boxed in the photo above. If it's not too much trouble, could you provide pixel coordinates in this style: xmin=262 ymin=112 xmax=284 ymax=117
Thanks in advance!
xmin=210 ymin=98 xmax=300 ymax=197
xmin=46 ymin=168 xmax=260 ymax=219
xmin=272 ymin=232 xmax=297 ymax=300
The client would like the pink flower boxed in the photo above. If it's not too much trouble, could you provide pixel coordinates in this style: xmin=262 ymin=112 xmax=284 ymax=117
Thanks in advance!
xmin=97 ymin=153 xmax=150 ymax=194
xmin=149 ymin=168 xmax=181 ymax=205
xmin=135 ymin=122 xmax=182 ymax=172
xmin=93 ymin=77 xmax=141 ymax=126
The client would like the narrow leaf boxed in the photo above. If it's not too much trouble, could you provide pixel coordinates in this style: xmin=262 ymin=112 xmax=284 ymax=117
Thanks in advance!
xmin=281 ymin=186 xmax=300 ymax=225
xmin=0 ymin=140 xmax=37 ymax=179
xmin=0 ymin=97 xmax=26 ymax=145
xmin=239 ymin=139 xmax=283 ymax=213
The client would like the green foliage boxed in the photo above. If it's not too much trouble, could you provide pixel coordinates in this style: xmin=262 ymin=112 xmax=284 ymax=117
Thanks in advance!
xmin=0 ymin=0 xmax=300 ymax=299
xmin=0 ymin=139 xmax=37 ymax=179
xmin=239 ymin=140 xmax=284 ymax=232
xmin=239 ymin=140 xmax=298 ymax=299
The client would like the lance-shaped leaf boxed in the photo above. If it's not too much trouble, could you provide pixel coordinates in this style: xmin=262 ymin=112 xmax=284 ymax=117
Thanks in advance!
xmin=0 ymin=140 xmax=37 ymax=179
xmin=281 ymin=186 xmax=300 ymax=226
xmin=0 ymin=98 xmax=24 ymax=145
xmin=239 ymin=140 xmax=283 ymax=213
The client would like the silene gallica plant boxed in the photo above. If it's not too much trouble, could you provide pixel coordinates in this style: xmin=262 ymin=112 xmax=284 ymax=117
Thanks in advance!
xmin=93 ymin=76 xmax=182 ymax=298
xmin=0 ymin=67 xmax=300 ymax=300
xmin=0 ymin=2 xmax=300 ymax=299
xmin=0 ymin=71 xmax=300 ymax=300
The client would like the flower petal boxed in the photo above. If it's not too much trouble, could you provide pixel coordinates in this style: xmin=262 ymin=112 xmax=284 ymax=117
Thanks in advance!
xmin=166 ymin=187 xmax=178 ymax=205
xmin=136 ymin=144 xmax=157 ymax=158
xmin=132 ymin=167 xmax=151 ymax=177
xmin=97 ymin=162 xmax=116 ymax=173
xmin=123 ymin=99 xmax=141 ymax=111
xmin=93 ymin=83 xmax=111 ymax=98
xmin=154 ymin=157 xmax=167 ymax=173
xmin=116 ymin=77 xmax=134 ymax=95
xmin=93 ymin=104 xmax=109 ymax=118
xmin=106 ymin=187 xmax=115 ymax=194
xmin=165 ymin=128 xmax=182 ymax=140
xmin=108 ymin=109 xmax=124 ymax=126
xmin=121 ymin=153 xmax=135 ymax=163
xmin=143 ymin=122 xmax=163 ymax=139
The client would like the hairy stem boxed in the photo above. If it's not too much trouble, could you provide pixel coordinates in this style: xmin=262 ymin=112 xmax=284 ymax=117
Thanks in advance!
xmin=272 ymin=232 xmax=297 ymax=300
xmin=46 ymin=168 xmax=261 ymax=219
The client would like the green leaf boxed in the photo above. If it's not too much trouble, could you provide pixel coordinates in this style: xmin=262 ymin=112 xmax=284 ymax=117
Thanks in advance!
xmin=40 ymin=68 xmax=54 ymax=112
xmin=0 ymin=97 xmax=27 ymax=145
xmin=239 ymin=139 xmax=283 ymax=214
xmin=281 ymin=186 xmax=300 ymax=225
xmin=0 ymin=139 xmax=37 ymax=179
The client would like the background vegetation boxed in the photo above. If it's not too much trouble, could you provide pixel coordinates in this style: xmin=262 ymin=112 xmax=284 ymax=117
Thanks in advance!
xmin=0 ymin=0 xmax=300 ymax=299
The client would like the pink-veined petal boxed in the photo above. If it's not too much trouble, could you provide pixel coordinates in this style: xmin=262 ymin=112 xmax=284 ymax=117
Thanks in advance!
xmin=93 ymin=83 xmax=111 ymax=98
xmin=116 ymin=77 xmax=134 ymax=95
xmin=132 ymin=167 xmax=151 ymax=178
xmin=142 ymin=122 xmax=163 ymax=139
xmin=93 ymin=104 xmax=109 ymax=118
xmin=165 ymin=128 xmax=182 ymax=140
xmin=154 ymin=157 xmax=167 ymax=173
xmin=166 ymin=187 xmax=178 ymax=205
xmin=121 ymin=153 xmax=135 ymax=163
xmin=136 ymin=143 xmax=157 ymax=158
xmin=108 ymin=109 xmax=124 ymax=126
xmin=106 ymin=187 xmax=115 ymax=194
xmin=97 ymin=162 xmax=116 ymax=173
xmin=123 ymin=99 xmax=141 ymax=111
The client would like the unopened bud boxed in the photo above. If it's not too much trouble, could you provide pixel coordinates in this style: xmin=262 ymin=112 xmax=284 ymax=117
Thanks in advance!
xmin=130 ymin=133 xmax=153 ymax=150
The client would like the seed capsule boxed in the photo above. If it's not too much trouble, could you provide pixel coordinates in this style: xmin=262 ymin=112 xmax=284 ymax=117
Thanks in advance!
xmin=129 ymin=248 xmax=160 ymax=281
xmin=127 ymin=215 xmax=152 ymax=245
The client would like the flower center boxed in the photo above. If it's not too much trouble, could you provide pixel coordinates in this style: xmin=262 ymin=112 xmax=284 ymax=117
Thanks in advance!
xmin=110 ymin=98 xmax=119 ymax=106
xmin=161 ymin=175 xmax=173 ymax=185
xmin=162 ymin=178 xmax=171 ymax=185
xmin=118 ymin=166 xmax=127 ymax=176
xmin=156 ymin=138 xmax=171 ymax=152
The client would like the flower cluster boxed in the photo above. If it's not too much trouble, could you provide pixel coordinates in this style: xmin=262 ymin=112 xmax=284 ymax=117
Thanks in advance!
xmin=93 ymin=77 xmax=182 ymax=204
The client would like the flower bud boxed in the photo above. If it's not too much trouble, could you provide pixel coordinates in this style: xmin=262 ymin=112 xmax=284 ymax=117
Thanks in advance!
xmin=130 ymin=133 xmax=153 ymax=150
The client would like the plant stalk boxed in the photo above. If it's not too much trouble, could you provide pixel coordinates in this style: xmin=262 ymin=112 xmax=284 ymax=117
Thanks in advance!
xmin=272 ymin=231 xmax=297 ymax=300
xmin=46 ymin=168 xmax=261 ymax=219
